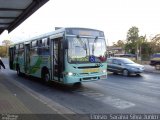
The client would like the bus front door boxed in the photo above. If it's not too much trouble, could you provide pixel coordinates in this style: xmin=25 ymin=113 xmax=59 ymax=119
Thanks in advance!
xmin=9 ymin=47 xmax=15 ymax=70
xmin=52 ymin=38 xmax=63 ymax=81
xmin=24 ymin=44 xmax=30 ymax=74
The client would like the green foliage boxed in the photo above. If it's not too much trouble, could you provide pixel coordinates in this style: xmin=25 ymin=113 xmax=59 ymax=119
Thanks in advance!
xmin=112 ymin=26 xmax=160 ymax=61
xmin=2 ymin=40 xmax=12 ymax=46
xmin=0 ymin=46 xmax=7 ymax=57
xmin=125 ymin=42 xmax=136 ymax=54
xmin=0 ymin=39 xmax=12 ymax=57
xmin=151 ymin=34 xmax=160 ymax=53
xmin=125 ymin=26 xmax=140 ymax=55
xmin=141 ymin=42 xmax=153 ymax=60
xmin=114 ymin=40 xmax=125 ymax=48
xmin=124 ymin=26 xmax=154 ymax=60
xmin=127 ymin=26 xmax=139 ymax=43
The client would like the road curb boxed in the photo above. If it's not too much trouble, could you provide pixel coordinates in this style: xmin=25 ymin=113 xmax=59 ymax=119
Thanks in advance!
xmin=3 ymin=72 xmax=76 ymax=120
xmin=8 ymin=77 xmax=75 ymax=114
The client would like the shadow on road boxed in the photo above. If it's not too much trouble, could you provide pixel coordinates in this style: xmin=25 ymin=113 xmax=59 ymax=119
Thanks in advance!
xmin=15 ymin=74 xmax=84 ymax=92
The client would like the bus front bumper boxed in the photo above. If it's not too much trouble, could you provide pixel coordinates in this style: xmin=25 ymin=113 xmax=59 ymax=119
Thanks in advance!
xmin=64 ymin=73 xmax=107 ymax=84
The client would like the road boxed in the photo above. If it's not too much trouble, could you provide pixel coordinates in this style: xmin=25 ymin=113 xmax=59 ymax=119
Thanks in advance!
xmin=1 ymin=58 xmax=160 ymax=115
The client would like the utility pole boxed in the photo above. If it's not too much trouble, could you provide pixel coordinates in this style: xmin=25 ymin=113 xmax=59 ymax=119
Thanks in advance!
xmin=136 ymin=42 xmax=139 ymax=61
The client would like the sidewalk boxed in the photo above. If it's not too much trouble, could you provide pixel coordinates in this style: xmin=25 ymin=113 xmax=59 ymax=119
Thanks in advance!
xmin=144 ymin=65 xmax=160 ymax=74
xmin=0 ymin=70 xmax=71 ymax=120
xmin=0 ymin=71 xmax=58 ymax=114
xmin=0 ymin=70 xmax=88 ymax=120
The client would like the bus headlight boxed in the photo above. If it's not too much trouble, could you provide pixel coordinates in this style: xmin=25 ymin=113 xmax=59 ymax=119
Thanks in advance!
xmin=68 ymin=72 xmax=73 ymax=76
xmin=102 ymin=70 xmax=107 ymax=73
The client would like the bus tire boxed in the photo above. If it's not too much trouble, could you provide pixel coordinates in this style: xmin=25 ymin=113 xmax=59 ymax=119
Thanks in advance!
xmin=42 ymin=71 xmax=50 ymax=83
xmin=17 ymin=66 xmax=22 ymax=76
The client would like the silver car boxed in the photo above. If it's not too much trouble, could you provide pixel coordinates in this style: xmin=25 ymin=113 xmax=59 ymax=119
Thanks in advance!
xmin=107 ymin=57 xmax=145 ymax=76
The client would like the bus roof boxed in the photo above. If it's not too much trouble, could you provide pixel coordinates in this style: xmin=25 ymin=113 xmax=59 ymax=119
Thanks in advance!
xmin=29 ymin=27 xmax=104 ymax=40
xmin=10 ymin=27 xmax=104 ymax=46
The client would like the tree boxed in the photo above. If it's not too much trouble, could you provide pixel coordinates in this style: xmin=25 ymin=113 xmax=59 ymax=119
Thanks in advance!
xmin=117 ymin=40 xmax=125 ymax=47
xmin=141 ymin=42 xmax=153 ymax=60
xmin=125 ymin=26 xmax=140 ymax=55
xmin=2 ymin=39 xmax=12 ymax=47
xmin=2 ymin=39 xmax=12 ymax=56
xmin=0 ymin=46 xmax=7 ymax=57
xmin=112 ymin=40 xmax=125 ymax=47
xmin=127 ymin=26 xmax=139 ymax=44
xmin=125 ymin=26 xmax=139 ymax=54
xmin=138 ymin=35 xmax=147 ymax=59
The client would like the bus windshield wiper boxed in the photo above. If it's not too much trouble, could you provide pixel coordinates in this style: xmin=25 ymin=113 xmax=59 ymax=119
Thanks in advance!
xmin=76 ymin=37 xmax=88 ymax=55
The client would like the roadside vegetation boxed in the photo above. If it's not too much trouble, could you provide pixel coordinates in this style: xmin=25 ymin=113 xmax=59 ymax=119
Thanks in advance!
xmin=112 ymin=26 xmax=160 ymax=61
xmin=1 ymin=26 xmax=160 ymax=59
xmin=0 ymin=40 xmax=12 ymax=57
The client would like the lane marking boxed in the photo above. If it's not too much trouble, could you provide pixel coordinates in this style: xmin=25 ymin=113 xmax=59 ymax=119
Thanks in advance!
xmin=102 ymin=96 xmax=135 ymax=109
xmin=74 ymin=88 xmax=135 ymax=109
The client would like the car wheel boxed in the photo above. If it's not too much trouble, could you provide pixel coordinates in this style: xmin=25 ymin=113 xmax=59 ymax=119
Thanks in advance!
xmin=155 ymin=64 xmax=160 ymax=70
xmin=123 ymin=69 xmax=129 ymax=76
xmin=113 ymin=72 xmax=118 ymax=75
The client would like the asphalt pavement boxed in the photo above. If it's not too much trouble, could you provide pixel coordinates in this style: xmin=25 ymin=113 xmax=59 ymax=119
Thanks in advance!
xmin=144 ymin=65 xmax=160 ymax=74
xmin=0 ymin=58 xmax=75 ymax=120
xmin=0 ymin=57 xmax=52 ymax=114
xmin=0 ymin=57 xmax=160 ymax=120
xmin=0 ymin=58 xmax=91 ymax=120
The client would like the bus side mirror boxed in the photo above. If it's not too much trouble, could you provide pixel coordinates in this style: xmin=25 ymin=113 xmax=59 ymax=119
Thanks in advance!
xmin=64 ymin=39 xmax=68 ymax=49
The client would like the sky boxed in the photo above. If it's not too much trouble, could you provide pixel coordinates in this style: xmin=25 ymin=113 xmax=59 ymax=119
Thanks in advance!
xmin=1 ymin=0 xmax=160 ymax=45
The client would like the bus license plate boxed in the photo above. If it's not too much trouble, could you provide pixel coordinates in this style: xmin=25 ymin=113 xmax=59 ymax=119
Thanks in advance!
xmin=83 ymin=68 xmax=99 ymax=73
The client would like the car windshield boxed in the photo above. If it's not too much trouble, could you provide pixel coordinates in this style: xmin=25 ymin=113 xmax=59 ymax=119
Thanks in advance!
xmin=67 ymin=36 xmax=107 ymax=63
xmin=120 ymin=58 xmax=135 ymax=64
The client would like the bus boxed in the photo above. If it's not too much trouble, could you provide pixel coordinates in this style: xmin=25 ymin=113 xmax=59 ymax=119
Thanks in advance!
xmin=9 ymin=27 xmax=107 ymax=85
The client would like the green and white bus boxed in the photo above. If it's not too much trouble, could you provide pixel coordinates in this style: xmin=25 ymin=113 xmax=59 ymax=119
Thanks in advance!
xmin=9 ymin=27 xmax=107 ymax=85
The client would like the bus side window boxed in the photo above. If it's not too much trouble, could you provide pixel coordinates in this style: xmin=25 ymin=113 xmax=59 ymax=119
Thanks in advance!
xmin=15 ymin=44 xmax=19 ymax=54
xmin=38 ymin=40 xmax=42 ymax=47
xmin=42 ymin=38 xmax=49 ymax=47
xmin=39 ymin=38 xmax=50 ymax=55
xmin=42 ymin=46 xmax=50 ymax=55
xmin=37 ymin=40 xmax=42 ymax=55
xmin=30 ymin=40 xmax=38 ymax=56
xmin=45 ymin=38 xmax=49 ymax=47
xmin=31 ymin=40 xmax=38 ymax=47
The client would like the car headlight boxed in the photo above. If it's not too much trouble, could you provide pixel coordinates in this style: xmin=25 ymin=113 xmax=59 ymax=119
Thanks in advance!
xmin=130 ymin=67 xmax=138 ymax=70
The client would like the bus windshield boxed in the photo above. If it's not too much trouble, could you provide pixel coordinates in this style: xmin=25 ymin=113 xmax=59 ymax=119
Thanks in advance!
xmin=67 ymin=36 xmax=107 ymax=63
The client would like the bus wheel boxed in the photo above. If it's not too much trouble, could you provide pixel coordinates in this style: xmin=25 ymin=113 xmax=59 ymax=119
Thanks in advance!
xmin=42 ymin=72 xmax=50 ymax=83
xmin=17 ymin=67 xmax=22 ymax=76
